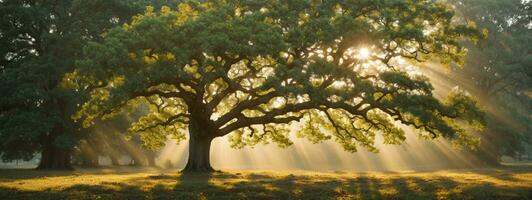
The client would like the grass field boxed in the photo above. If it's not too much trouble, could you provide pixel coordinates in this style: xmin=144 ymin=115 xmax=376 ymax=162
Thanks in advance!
xmin=0 ymin=167 xmax=531 ymax=200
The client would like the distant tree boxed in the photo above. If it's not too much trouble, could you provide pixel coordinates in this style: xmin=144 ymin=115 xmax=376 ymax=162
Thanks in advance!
xmin=451 ymin=0 xmax=532 ymax=165
xmin=72 ymin=0 xmax=486 ymax=172
xmin=0 ymin=0 xmax=152 ymax=169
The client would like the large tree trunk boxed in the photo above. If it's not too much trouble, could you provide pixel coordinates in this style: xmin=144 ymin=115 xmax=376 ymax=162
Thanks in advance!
xmin=184 ymin=134 xmax=214 ymax=172
xmin=37 ymin=145 xmax=73 ymax=170
xmin=183 ymin=116 xmax=215 ymax=172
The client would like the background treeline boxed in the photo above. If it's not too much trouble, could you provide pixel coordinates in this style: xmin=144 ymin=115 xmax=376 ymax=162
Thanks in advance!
xmin=450 ymin=0 xmax=531 ymax=164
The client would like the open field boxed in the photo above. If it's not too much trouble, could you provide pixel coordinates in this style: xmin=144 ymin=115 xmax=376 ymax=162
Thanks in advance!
xmin=0 ymin=167 xmax=531 ymax=200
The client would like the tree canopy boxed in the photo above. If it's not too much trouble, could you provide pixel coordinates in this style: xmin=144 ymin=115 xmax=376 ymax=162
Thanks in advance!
xmin=0 ymin=0 xmax=152 ymax=169
xmin=71 ymin=0 xmax=486 ymax=171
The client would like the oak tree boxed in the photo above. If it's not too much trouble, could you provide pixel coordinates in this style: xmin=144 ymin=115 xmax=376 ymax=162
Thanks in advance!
xmin=72 ymin=0 xmax=486 ymax=172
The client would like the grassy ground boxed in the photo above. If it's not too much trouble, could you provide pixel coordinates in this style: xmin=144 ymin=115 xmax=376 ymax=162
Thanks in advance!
xmin=0 ymin=167 xmax=531 ymax=200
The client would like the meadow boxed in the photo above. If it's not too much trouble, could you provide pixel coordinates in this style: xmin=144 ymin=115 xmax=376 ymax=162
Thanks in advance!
xmin=0 ymin=166 xmax=531 ymax=200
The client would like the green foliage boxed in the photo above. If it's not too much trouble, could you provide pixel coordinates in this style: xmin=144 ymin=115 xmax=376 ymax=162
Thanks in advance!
xmin=74 ymin=0 xmax=486 ymax=154
xmin=228 ymin=124 xmax=293 ymax=149
xmin=297 ymin=111 xmax=333 ymax=144
xmin=0 ymin=0 xmax=152 ymax=162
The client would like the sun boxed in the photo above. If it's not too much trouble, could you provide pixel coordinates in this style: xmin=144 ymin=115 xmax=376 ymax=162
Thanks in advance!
xmin=357 ymin=48 xmax=371 ymax=60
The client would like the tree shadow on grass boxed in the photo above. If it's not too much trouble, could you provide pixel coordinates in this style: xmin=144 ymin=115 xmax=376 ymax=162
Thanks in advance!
xmin=0 ymin=171 xmax=531 ymax=200
xmin=150 ymin=171 xmax=530 ymax=200
xmin=471 ymin=166 xmax=532 ymax=182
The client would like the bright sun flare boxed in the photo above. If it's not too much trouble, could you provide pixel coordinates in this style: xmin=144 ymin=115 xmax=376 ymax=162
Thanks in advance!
xmin=358 ymin=48 xmax=371 ymax=59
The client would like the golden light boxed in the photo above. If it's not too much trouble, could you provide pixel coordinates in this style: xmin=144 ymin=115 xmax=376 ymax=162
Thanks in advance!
xmin=154 ymin=120 xmax=482 ymax=171
xmin=357 ymin=48 xmax=371 ymax=60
